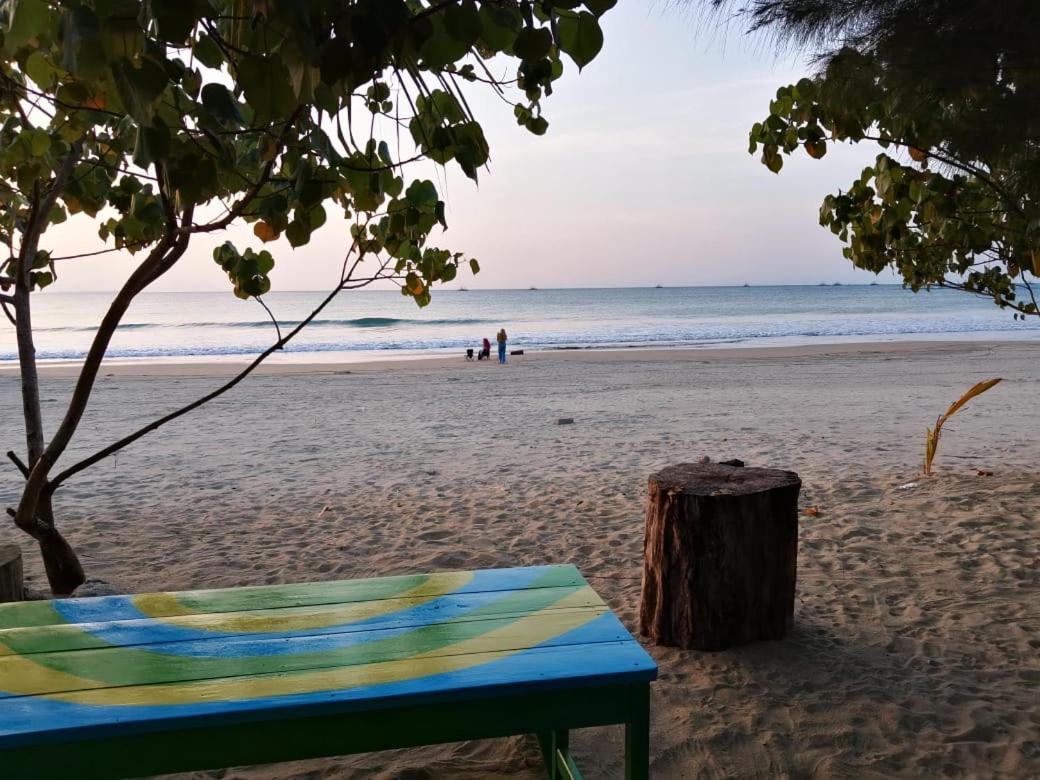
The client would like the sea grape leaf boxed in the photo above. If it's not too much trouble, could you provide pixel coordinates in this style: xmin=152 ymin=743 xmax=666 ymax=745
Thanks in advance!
xmin=556 ymin=11 xmax=602 ymax=70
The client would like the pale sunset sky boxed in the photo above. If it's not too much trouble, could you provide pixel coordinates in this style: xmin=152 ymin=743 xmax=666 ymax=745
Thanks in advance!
xmin=45 ymin=3 xmax=885 ymax=293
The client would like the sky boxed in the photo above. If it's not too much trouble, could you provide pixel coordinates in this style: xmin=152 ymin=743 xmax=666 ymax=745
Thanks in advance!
xmin=45 ymin=3 xmax=889 ymax=293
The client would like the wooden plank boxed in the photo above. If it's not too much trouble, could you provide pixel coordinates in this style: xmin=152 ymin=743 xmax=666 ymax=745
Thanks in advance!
xmin=0 ymin=585 xmax=606 ymax=657
xmin=2 ymin=682 xmax=652 ymax=778
xmin=0 ymin=601 xmax=64 ymax=631
xmin=0 ymin=641 xmax=655 ymax=749
xmin=39 ymin=565 xmax=584 ymax=629
xmin=0 ymin=601 xmax=614 ymax=699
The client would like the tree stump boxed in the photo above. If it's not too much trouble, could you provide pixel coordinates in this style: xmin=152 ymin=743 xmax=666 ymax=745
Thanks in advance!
xmin=639 ymin=462 xmax=801 ymax=650
xmin=0 ymin=545 xmax=24 ymax=603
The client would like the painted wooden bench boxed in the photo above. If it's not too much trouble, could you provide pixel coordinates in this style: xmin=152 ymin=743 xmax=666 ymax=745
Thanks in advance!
xmin=0 ymin=564 xmax=656 ymax=779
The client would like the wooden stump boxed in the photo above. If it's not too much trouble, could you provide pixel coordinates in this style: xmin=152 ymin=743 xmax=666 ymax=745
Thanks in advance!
xmin=0 ymin=545 xmax=24 ymax=603
xmin=639 ymin=462 xmax=800 ymax=650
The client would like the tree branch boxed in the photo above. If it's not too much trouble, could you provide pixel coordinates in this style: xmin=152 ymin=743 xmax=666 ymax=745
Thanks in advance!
xmin=13 ymin=140 xmax=83 ymax=449
xmin=13 ymin=216 xmax=193 ymax=532
xmin=860 ymin=134 xmax=1026 ymax=218
xmin=50 ymin=240 xmax=370 ymax=490
xmin=187 ymin=107 xmax=304 ymax=235
xmin=0 ymin=297 xmax=15 ymax=327
xmin=255 ymin=295 xmax=282 ymax=343
xmin=6 ymin=450 xmax=29 ymax=478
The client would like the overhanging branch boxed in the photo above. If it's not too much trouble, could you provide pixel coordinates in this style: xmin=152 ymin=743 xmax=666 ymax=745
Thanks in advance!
xmin=0 ymin=297 xmax=14 ymax=326
xmin=50 ymin=239 xmax=379 ymax=490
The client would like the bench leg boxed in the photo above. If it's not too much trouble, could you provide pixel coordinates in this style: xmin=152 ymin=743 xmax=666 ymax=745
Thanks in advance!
xmin=624 ymin=685 xmax=650 ymax=780
xmin=537 ymin=728 xmax=581 ymax=779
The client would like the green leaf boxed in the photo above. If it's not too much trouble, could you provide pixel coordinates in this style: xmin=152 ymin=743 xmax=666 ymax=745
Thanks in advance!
xmin=377 ymin=140 xmax=392 ymax=165
xmin=286 ymin=220 xmax=310 ymax=247
xmin=308 ymin=204 xmax=326 ymax=231
xmin=469 ymin=258 xmax=480 ymax=275
xmin=141 ymin=0 xmax=197 ymax=44
xmin=583 ymin=0 xmax=616 ymax=15
xmin=406 ymin=179 xmax=438 ymax=207
xmin=444 ymin=0 xmax=481 ymax=46
xmin=762 ymin=147 xmax=783 ymax=173
xmin=525 ymin=115 xmax=548 ymax=135
xmin=61 ymin=5 xmax=106 ymax=80
xmin=110 ymin=57 xmax=168 ymax=124
xmin=238 ymin=55 xmax=296 ymax=124
xmin=5 ymin=0 xmax=51 ymax=51
xmin=514 ymin=27 xmax=552 ymax=60
xmin=479 ymin=4 xmax=520 ymax=51
xmin=419 ymin=15 xmax=470 ymax=69
xmin=30 ymin=270 xmax=54 ymax=289
xmin=27 ymin=129 xmax=50 ymax=156
xmin=23 ymin=50 xmax=59 ymax=89
xmin=201 ymin=83 xmax=245 ymax=128
xmin=556 ymin=11 xmax=603 ymax=70
xmin=132 ymin=120 xmax=170 ymax=167
xmin=193 ymin=32 xmax=223 ymax=69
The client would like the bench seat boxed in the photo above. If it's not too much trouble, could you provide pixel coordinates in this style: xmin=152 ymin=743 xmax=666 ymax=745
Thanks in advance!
xmin=0 ymin=564 xmax=656 ymax=779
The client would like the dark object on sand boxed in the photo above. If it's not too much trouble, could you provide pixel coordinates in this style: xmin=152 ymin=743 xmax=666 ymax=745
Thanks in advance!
xmin=510 ymin=349 xmax=524 ymax=356
xmin=465 ymin=348 xmax=474 ymax=360
xmin=719 ymin=458 xmax=745 ymax=467
xmin=557 ymin=418 xmax=575 ymax=425
xmin=639 ymin=462 xmax=801 ymax=651
xmin=0 ymin=545 xmax=23 ymax=602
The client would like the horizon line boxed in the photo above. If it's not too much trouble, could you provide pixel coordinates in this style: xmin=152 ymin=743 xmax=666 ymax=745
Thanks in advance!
xmin=40 ymin=282 xmax=911 ymax=295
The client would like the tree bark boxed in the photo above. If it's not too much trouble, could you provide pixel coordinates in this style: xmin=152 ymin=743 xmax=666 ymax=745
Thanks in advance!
xmin=10 ymin=149 xmax=87 ymax=596
xmin=0 ymin=545 xmax=24 ymax=602
xmin=639 ymin=462 xmax=801 ymax=651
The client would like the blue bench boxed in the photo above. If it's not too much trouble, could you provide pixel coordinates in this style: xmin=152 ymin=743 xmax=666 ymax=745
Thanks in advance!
xmin=0 ymin=564 xmax=656 ymax=778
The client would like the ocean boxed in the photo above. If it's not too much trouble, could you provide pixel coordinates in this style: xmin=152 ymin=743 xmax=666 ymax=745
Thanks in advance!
xmin=3 ymin=285 xmax=1039 ymax=364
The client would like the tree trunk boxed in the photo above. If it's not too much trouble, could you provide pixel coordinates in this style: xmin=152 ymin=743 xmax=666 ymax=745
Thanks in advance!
xmin=639 ymin=462 xmax=801 ymax=650
xmin=36 ymin=494 xmax=85 ymax=596
xmin=0 ymin=545 xmax=24 ymax=602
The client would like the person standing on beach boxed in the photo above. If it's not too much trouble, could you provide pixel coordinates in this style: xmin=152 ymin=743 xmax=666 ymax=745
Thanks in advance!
xmin=496 ymin=328 xmax=508 ymax=364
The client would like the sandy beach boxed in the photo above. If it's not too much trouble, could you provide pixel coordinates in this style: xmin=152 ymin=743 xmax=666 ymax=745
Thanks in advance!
xmin=1 ymin=340 xmax=1038 ymax=778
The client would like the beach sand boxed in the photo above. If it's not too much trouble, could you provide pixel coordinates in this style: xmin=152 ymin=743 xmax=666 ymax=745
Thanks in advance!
xmin=1 ymin=341 xmax=1038 ymax=778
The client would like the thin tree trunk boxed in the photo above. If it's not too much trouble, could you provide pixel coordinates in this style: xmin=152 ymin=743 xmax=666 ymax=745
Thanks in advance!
xmin=12 ymin=281 xmax=86 ymax=594
xmin=13 ymin=281 xmax=44 ymax=464
xmin=9 ymin=148 xmax=86 ymax=595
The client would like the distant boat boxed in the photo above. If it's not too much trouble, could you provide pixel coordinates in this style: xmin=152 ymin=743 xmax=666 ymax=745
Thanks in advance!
xmin=459 ymin=286 xmax=468 ymax=292
xmin=654 ymin=284 xmax=663 ymax=289
xmin=832 ymin=282 xmax=843 ymax=286
xmin=528 ymin=286 xmax=538 ymax=291
xmin=869 ymin=282 xmax=879 ymax=286
xmin=742 ymin=282 xmax=750 ymax=288
xmin=818 ymin=282 xmax=827 ymax=286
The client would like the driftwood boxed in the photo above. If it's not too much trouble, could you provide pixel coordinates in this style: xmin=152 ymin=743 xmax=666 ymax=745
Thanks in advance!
xmin=639 ymin=462 xmax=801 ymax=650
xmin=0 ymin=545 xmax=23 ymax=603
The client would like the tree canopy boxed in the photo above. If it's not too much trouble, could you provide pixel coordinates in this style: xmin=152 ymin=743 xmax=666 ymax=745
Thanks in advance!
xmin=0 ymin=0 xmax=614 ymax=593
xmin=1 ymin=0 xmax=612 ymax=305
xmin=727 ymin=0 xmax=1040 ymax=316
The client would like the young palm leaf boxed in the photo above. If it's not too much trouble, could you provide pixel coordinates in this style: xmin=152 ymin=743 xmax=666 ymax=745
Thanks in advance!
xmin=924 ymin=378 xmax=1003 ymax=475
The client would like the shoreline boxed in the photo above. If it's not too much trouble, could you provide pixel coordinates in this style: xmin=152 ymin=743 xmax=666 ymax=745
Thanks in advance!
xmin=1 ymin=338 xmax=1033 ymax=378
